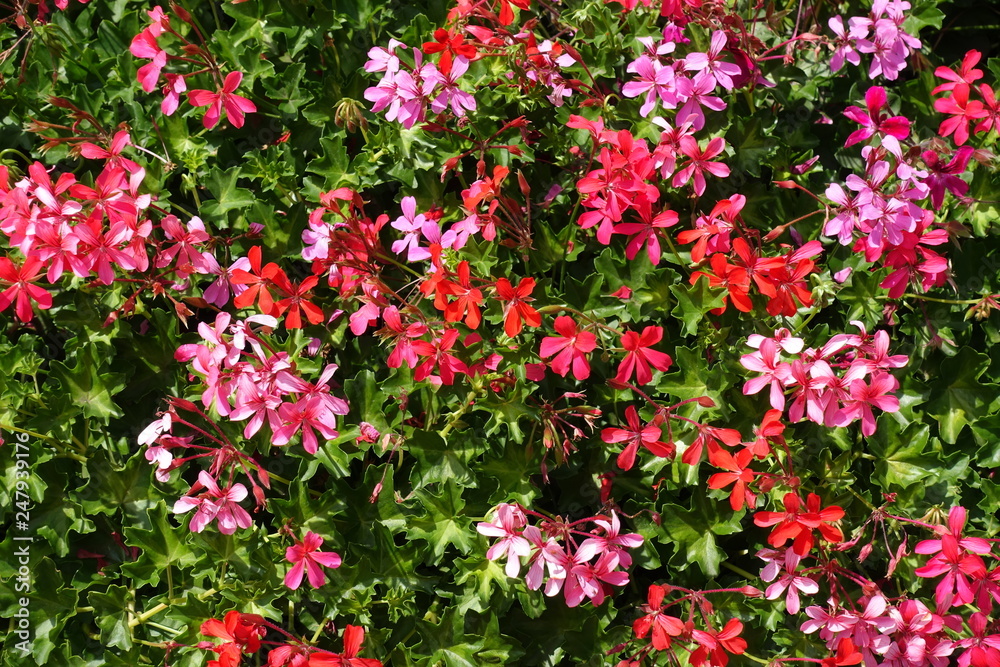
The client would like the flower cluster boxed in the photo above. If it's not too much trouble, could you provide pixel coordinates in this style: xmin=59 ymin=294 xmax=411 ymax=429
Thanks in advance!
xmin=932 ymin=50 xmax=1000 ymax=146
xmin=619 ymin=583 xmax=754 ymax=667
xmin=172 ymin=311 xmax=349 ymax=454
xmin=690 ymin=238 xmax=823 ymax=316
xmin=621 ymin=25 xmax=746 ymax=122
xmin=130 ymin=5 xmax=256 ymax=127
xmin=364 ymin=41 xmax=476 ymax=129
xmin=823 ymin=82 xmax=985 ymax=299
xmin=477 ymin=503 xmax=642 ymax=608
xmin=0 ymin=138 xmax=236 ymax=323
xmin=198 ymin=612 xmax=382 ymax=667
xmin=740 ymin=325 xmax=906 ymax=436
xmin=569 ymin=116 xmax=689 ymax=251
xmin=827 ymin=0 xmax=921 ymax=81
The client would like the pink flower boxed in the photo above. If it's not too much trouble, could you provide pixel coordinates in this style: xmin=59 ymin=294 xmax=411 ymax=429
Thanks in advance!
xmin=272 ymin=396 xmax=341 ymax=454
xmin=188 ymin=71 xmax=257 ymax=129
xmin=763 ymin=551 xmax=818 ymax=614
xmin=622 ymin=55 xmax=678 ymax=117
xmin=741 ymin=338 xmax=791 ymax=411
xmin=173 ymin=471 xmax=252 ymax=534
xmin=284 ymin=531 xmax=342 ymax=590
xmin=578 ymin=512 xmax=644 ymax=567
xmin=672 ymin=136 xmax=730 ymax=196
xmin=832 ymin=370 xmax=900 ymax=436
xmin=477 ymin=504 xmax=531 ymax=577
xmin=684 ymin=31 xmax=741 ymax=90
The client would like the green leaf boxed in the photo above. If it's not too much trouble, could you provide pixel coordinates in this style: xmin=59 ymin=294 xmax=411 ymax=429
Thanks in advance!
xmin=201 ymin=167 xmax=257 ymax=216
xmin=925 ymin=347 xmax=999 ymax=444
xmin=123 ymin=505 xmax=197 ymax=571
xmin=47 ymin=346 xmax=125 ymax=420
xmin=670 ymin=277 xmax=726 ymax=337
xmin=88 ymin=585 xmax=133 ymax=650
xmin=409 ymin=430 xmax=477 ymax=489
xmin=659 ymin=497 xmax=743 ymax=577
xmin=404 ymin=481 xmax=472 ymax=563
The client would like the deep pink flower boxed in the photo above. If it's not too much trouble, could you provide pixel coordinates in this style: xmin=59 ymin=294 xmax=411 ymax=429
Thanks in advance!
xmin=539 ymin=316 xmax=597 ymax=380
xmin=284 ymin=531 xmax=342 ymax=590
xmin=672 ymin=136 xmax=730 ymax=196
xmin=0 ymin=257 xmax=52 ymax=323
xmin=832 ymin=370 xmax=900 ymax=436
xmin=601 ymin=405 xmax=674 ymax=471
xmin=615 ymin=326 xmax=672 ymax=386
xmin=843 ymin=86 xmax=910 ymax=157
xmin=934 ymin=84 xmax=987 ymax=146
xmin=188 ymin=71 xmax=257 ymax=129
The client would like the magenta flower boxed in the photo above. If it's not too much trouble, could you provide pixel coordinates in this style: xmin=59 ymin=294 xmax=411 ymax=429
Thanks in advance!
xmin=284 ymin=531 xmax=342 ymax=590
xmin=622 ymin=55 xmax=678 ymax=117
xmin=843 ymin=86 xmax=910 ymax=157
xmin=675 ymin=70 xmax=727 ymax=131
xmin=684 ymin=31 xmax=741 ymax=90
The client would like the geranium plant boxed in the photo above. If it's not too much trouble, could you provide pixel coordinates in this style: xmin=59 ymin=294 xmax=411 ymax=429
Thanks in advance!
xmin=2 ymin=0 xmax=1000 ymax=665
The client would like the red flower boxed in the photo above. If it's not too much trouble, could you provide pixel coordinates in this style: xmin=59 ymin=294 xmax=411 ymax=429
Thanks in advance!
xmin=933 ymin=50 xmax=984 ymax=95
xmin=633 ymin=584 xmax=684 ymax=650
xmin=495 ymin=0 xmax=530 ymax=25
xmin=442 ymin=261 xmax=483 ymax=329
xmin=601 ymin=405 xmax=674 ymax=471
xmin=189 ymin=71 xmax=257 ymax=129
xmin=308 ymin=626 xmax=382 ymax=667
xmin=539 ymin=316 xmax=597 ymax=380
xmin=495 ymin=277 xmax=541 ymax=337
xmin=201 ymin=610 xmax=265 ymax=667
xmin=422 ymin=28 xmax=477 ymax=75
xmin=689 ymin=618 xmax=747 ymax=667
xmin=707 ymin=447 xmax=757 ymax=511
xmin=0 ymin=257 xmax=53 ymax=323
xmin=271 ymin=274 xmax=325 ymax=329
xmin=754 ymin=492 xmax=844 ymax=556
xmin=615 ymin=326 xmax=672 ymax=386
xmin=231 ymin=247 xmax=282 ymax=315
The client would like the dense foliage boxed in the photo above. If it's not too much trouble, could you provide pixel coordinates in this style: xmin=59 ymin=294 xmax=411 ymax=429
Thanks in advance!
xmin=2 ymin=0 xmax=1000 ymax=665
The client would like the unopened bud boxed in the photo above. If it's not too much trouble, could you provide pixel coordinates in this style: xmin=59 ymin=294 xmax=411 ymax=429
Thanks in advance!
xmin=740 ymin=586 xmax=763 ymax=598
xmin=517 ymin=170 xmax=531 ymax=197
xmin=697 ymin=396 xmax=716 ymax=408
